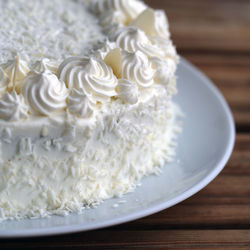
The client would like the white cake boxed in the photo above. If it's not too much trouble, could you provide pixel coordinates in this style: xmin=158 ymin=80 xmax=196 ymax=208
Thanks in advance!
xmin=0 ymin=0 xmax=180 ymax=221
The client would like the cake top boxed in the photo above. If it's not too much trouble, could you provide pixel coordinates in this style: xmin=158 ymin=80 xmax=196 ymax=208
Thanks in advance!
xmin=0 ymin=0 xmax=178 ymax=123
xmin=0 ymin=0 xmax=104 ymax=65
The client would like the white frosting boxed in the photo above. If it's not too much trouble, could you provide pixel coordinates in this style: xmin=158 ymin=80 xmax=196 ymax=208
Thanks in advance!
xmin=0 ymin=89 xmax=181 ymax=221
xmin=0 ymin=91 xmax=29 ymax=121
xmin=90 ymin=0 xmax=147 ymax=25
xmin=132 ymin=8 xmax=170 ymax=39
xmin=33 ymin=58 xmax=58 ymax=74
xmin=2 ymin=56 xmax=30 ymax=91
xmin=121 ymin=50 xmax=155 ymax=88
xmin=0 ymin=67 xmax=9 ymax=95
xmin=111 ymin=26 xmax=167 ymax=59
xmin=23 ymin=71 xmax=68 ymax=116
xmin=151 ymin=57 xmax=177 ymax=94
xmin=59 ymin=57 xmax=118 ymax=103
xmin=117 ymin=79 xmax=139 ymax=104
xmin=99 ymin=10 xmax=125 ymax=28
xmin=150 ymin=37 xmax=178 ymax=61
xmin=154 ymin=10 xmax=171 ymax=39
xmin=67 ymin=88 xmax=95 ymax=118
xmin=0 ymin=0 xmax=105 ymax=65
xmin=105 ymin=49 xmax=155 ymax=88
xmin=95 ymin=41 xmax=118 ymax=60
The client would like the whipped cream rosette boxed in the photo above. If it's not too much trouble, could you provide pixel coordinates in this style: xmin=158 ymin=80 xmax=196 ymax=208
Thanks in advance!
xmin=116 ymin=79 xmax=139 ymax=105
xmin=33 ymin=58 xmax=58 ymax=74
xmin=22 ymin=70 xmax=68 ymax=116
xmin=131 ymin=8 xmax=170 ymax=39
xmin=0 ymin=90 xmax=29 ymax=121
xmin=59 ymin=56 xmax=118 ymax=103
xmin=110 ymin=26 xmax=168 ymax=59
xmin=67 ymin=88 xmax=95 ymax=118
xmin=2 ymin=56 xmax=30 ymax=92
xmin=105 ymin=48 xmax=155 ymax=88
xmin=90 ymin=0 xmax=146 ymax=25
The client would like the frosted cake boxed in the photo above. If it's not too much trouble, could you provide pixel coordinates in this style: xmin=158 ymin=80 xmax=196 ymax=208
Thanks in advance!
xmin=0 ymin=0 xmax=179 ymax=221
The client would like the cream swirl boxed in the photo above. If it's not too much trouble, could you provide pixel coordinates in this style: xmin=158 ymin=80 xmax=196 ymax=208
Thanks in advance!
xmin=150 ymin=37 xmax=178 ymax=61
xmin=2 ymin=56 xmax=30 ymax=91
xmin=95 ymin=41 xmax=117 ymax=60
xmin=33 ymin=58 xmax=58 ymax=74
xmin=151 ymin=58 xmax=176 ymax=83
xmin=151 ymin=57 xmax=177 ymax=95
xmin=23 ymin=71 xmax=68 ymax=116
xmin=99 ymin=10 xmax=125 ymax=28
xmin=67 ymin=88 xmax=95 ymax=118
xmin=0 ymin=90 xmax=29 ymax=121
xmin=98 ymin=11 xmax=123 ymax=38
xmin=131 ymin=8 xmax=170 ymax=39
xmin=110 ymin=26 xmax=166 ymax=59
xmin=121 ymin=51 xmax=155 ymax=88
xmin=104 ymin=49 xmax=155 ymax=88
xmin=90 ymin=0 xmax=146 ymax=25
xmin=154 ymin=10 xmax=170 ymax=39
xmin=0 ymin=67 xmax=9 ymax=95
xmin=117 ymin=79 xmax=138 ymax=104
xmin=59 ymin=57 xmax=118 ymax=103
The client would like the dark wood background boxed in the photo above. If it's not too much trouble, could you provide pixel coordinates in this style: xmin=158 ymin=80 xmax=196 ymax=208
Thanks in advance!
xmin=1 ymin=0 xmax=250 ymax=248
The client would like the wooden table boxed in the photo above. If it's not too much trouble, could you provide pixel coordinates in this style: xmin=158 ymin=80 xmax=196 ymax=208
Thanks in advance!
xmin=1 ymin=0 xmax=250 ymax=248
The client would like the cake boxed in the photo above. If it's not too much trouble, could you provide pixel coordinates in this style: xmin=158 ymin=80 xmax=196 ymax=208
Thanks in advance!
xmin=0 ymin=0 xmax=180 ymax=221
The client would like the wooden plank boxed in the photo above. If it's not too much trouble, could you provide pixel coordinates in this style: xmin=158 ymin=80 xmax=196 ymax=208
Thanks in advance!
xmin=218 ymin=85 xmax=250 ymax=108
xmin=234 ymin=113 xmax=250 ymax=130
xmin=197 ymin=175 xmax=250 ymax=197
xmin=223 ymin=153 xmax=250 ymax=175
xmin=217 ymin=134 xmax=250 ymax=175
xmin=233 ymin=134 xmax=250 ymax=152
xmin=183 ymin=54 xmax=250 ymax=87
xmin=144 ymin=0 xmax=250 ymax=52
xmin=1 ymin=230 xmax=250 ymax=249
xmin=119 ymin=204 xmax=250 ymax=230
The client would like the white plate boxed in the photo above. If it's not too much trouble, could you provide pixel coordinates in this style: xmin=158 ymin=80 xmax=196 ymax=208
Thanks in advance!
xmin=0 ymin=58 xmax=235 ymax=238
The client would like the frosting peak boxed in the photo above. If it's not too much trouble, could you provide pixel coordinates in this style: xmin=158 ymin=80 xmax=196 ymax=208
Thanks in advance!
xmin=2 ymin=56 xmax=30 ymax=92
xmin=105 ymin=49 xmax=155 ymax=88
xmin=59 ymin=57 xmax=118 ymax=103
xmin=117 ymin=79 xmax=138 ymax=104
xmin=67 ymin=88 xmax=95 ymax=118
xmin=131 ymin=8 xmax=170 ymax=39
xmin=0 ymin=90 xmax=29 ymax=121
xmin=90 ymin=0 xmax=146 ymax=25
xmin=23 ymin=71 xmax=68 ymax=116
xmin=121 ymin=51 xmax=155 ymax=88
xmin=33 ymin=58 xmax=58 ymax=74
xmin=111 ymin=26 xmax=167 ymax=59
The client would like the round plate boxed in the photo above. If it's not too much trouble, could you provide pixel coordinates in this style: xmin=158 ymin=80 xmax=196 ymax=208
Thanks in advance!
xmin=0 ymin=58 xmax=235 ymax=238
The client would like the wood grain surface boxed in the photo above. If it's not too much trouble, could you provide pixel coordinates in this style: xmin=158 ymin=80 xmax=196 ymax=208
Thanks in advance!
xmin=1 ymin=0 xmax=250 ymax=249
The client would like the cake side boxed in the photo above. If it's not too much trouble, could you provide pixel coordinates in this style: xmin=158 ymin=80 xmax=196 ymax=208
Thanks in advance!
xmin=0 ymin=88 xmax=181 ymax=221
xmin=0 ymin=0 xmax=180 ymax=222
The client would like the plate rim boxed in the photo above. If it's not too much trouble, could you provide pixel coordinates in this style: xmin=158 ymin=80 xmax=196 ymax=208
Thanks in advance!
xmin=0 ymin=57 xmax=236 ymax=238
